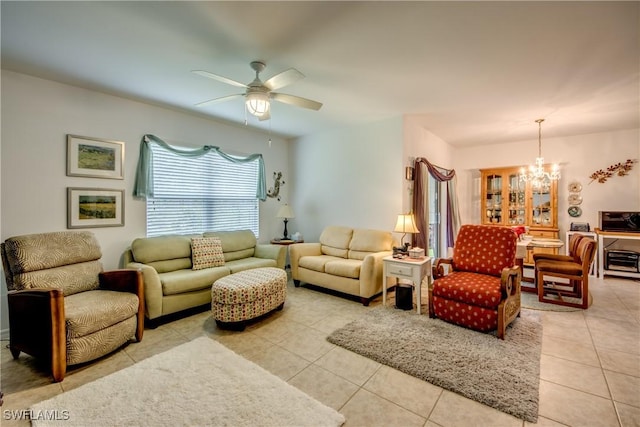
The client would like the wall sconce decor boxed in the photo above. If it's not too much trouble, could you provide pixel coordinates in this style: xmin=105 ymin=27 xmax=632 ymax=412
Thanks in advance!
xmin=589 ymin=159 xmax=637 ymax=184
xmin=267 ymin=172 xmax=285 ymax=201
xmin=405 ymin=166 xmax=415 ymax=181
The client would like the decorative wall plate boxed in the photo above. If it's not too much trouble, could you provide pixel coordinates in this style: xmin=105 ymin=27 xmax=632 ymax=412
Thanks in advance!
xmin=568 ymin=194 xmax=583 ymax=205
xmin=568 ymin=182 xmax=582 ymax=192
xmin=568 ymin=206 xmax=582 ymax=217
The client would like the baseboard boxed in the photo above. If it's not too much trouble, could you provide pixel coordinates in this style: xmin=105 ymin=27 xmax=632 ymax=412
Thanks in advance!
xmin=1 ymin=328 xmax=9 ymax=341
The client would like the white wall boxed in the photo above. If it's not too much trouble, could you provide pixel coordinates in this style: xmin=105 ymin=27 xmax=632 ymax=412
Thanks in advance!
xmin=403 ymin=116 xmax=456 ymax=210
xmin=453 ymin=128 xmax=640 ymax=236
xmin=1 ymin=70 xmax=290 ymax=336
xmin=290 ymin=117 xmax=404 ymax=242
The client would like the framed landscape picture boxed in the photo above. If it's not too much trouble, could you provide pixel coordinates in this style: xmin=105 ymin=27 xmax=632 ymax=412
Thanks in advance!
xmin=67 ymin=135 xmax=124 ymax=179
xmin=67 ymin=188 xmax=125 ymax=228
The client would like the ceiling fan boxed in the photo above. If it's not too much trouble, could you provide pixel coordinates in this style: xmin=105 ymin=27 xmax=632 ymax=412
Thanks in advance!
xmin=192 ymin=61 xmax=323 ymax=121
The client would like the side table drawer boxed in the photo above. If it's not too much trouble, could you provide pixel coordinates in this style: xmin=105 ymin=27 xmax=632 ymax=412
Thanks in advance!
xmin=388 ymin=264 xmax=413 ymax=277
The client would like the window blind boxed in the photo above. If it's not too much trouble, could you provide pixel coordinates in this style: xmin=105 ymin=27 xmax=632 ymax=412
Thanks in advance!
xmin=146 ymin=144 xmax=259 ymax=237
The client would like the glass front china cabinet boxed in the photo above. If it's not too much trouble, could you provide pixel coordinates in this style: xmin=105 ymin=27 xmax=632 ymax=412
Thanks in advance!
xmin=480 ymin=166 xmax=559 ymax=265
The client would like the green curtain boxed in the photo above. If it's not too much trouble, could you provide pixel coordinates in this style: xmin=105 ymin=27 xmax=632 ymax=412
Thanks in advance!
xmin=133 ymin=134 xmax=267 ymax=201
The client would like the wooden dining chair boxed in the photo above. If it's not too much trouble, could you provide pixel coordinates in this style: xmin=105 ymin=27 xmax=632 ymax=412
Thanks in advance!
xmin=534 ymin=237 xmax=596 ymax=309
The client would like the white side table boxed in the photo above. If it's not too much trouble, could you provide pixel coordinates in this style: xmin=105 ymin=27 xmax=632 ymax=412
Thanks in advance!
xmin=382 ymin=256 xmax=432 ymax=314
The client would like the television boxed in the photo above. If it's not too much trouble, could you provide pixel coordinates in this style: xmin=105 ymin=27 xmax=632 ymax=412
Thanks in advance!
xmin=599 ymin=211 xmax=640 ymax=233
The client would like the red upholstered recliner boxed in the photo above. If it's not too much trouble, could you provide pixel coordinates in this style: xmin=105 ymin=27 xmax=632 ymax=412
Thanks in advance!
xmin=428 ymin=224 xmax=521 ymax=339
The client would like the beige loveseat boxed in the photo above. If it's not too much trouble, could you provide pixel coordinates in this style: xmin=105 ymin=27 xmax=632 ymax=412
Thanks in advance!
xmin=123 ymin=230 xmax=286 ymax=321
xmin=289 ymin=226 xmax=393 ymax=305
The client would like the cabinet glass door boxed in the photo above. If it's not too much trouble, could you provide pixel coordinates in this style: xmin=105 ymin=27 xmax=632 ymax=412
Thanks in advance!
xmin=507 ymin=173 xmax=526 ymax=225
xmin=485 ymin=174 xmax=502 ymax=224
xmin=531 ymin=183 xmax=552 ymax=227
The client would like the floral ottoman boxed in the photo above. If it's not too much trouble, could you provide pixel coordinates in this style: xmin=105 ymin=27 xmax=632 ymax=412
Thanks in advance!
xmin=211 ymin=267 xmax=287 ymax=330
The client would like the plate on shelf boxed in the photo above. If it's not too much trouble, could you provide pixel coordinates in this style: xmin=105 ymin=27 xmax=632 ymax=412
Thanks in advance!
xmin=568 ymin=182 xmax=582 ymax=193
xmin=568 ymin=206 xmax=582 ymax=217
xmin=568 ymin=194 xmax=583 ymax=205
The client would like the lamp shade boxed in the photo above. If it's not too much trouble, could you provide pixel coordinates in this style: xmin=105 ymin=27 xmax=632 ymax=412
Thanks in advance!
xmin=277 ymin=204 xmax=295 ymax=219
xmin=394 ymin=214 xmax=419 ymax=234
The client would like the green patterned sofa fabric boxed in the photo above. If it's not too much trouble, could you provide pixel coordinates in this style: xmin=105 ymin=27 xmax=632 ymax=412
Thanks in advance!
xmin=131 ymin=235 xmax=192 ymax=264
xmin=203 ymin=230 xmax=257 ymax=253
xmin=146 ymin=258 xmax=192 ymax=274
xmin=65 ymin=290 xmax=139 ymax=338
xmin=223 ymin=248 xmax=255 ymax=262
xmin=225 ymin=257 xmax=277 ymax=274
xmin=160 ymin=267 xmax=229 ymax=296
xmin=67 ymin=316 xmax=137 ymax=366
xmin=13 ymin=260 xmax=102 ymax=295
xmin=3 ymin=231 xmax=101 ymax=276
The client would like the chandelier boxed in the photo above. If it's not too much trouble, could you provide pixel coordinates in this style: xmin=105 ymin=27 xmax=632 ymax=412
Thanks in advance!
xmin=519 ymin=119 xmax=560 ymax=190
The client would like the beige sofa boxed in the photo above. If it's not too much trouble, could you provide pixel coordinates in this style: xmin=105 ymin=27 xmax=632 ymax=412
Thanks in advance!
xmin=123 ymin=230 xmax=286 ymax=321
xmin=289 ymin=225 xmax=393 ymax=305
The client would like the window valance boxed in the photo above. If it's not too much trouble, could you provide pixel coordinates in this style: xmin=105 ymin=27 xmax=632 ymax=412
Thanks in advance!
xmin=133 ymin=134 xmax=267 ymax=201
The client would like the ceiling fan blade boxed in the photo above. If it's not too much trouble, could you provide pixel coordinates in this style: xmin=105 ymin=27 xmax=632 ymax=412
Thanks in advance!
xmin=271 ymin=93 xmax=323 ymax=111
xmin=264 ymin=68 xmax=304 ymax=91
xmin=259 ymin=110 xmax=271 ymax=122
xmin=195 ymin=94 xmax=244 ymax=108
xmin=192 ymin=70 xmax=248 ymax=88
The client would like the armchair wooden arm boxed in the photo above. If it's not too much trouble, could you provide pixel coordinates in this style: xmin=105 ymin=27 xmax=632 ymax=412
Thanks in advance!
xmin=7 ymin=288 xmax=66 ymax=382
xmin=497 ymin=265 xmax=522 ymax=339
xmin=99 ymin=269 xmax=144 ymax=342
xmin=500 ymin=265 xmax=522 ymax=298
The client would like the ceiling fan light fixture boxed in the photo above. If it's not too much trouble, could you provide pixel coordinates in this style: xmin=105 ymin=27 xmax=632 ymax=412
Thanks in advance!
xmin=246 ymin=92 xmax=270 ymax=117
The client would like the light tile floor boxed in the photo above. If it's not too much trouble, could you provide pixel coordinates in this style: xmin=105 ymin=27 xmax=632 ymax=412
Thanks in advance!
xmin=1 ymin=274 xmax=639 ymax=427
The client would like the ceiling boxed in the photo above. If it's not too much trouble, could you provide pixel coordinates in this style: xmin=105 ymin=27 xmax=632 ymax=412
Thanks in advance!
xmin=2 ymin=1 xmax=638 ymax=147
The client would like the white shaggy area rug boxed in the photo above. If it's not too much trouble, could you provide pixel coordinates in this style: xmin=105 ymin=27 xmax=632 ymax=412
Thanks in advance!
xmin=31 ymin=337 xmax=345 ymax=427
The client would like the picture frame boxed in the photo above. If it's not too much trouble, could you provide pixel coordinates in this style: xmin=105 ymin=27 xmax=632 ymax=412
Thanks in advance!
xmin=67 ymin=135 xmax=124 ymax=179
xmin=67 ymin=188 xmax=125 ymax=229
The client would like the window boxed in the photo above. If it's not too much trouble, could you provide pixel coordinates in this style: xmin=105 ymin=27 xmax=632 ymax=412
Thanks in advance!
xmin=146 ymin=144 xmax=260 ymax=237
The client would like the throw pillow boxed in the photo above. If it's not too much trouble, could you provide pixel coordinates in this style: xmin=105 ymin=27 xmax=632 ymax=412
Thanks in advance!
xmin=191 ymin=237 xmax=225 ymax=270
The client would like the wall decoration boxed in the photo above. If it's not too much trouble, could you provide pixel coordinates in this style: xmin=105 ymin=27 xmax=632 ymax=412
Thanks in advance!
xmin=67 ymin=188 xmax=125 ymax=228
xmin=67 ymin=135 xmax=124 ymax=179
xmin=589 ymin=159 xmax=637 ymax=184
xmin=568 ymin=206 xmax=582 ymax=218
xmin=568 ymin=182 xmax=582 ymax=193
xmin=568 ymin=194 xmax=583 ymax=205
xmin=267 ymin=171 xmax=285 ymax=201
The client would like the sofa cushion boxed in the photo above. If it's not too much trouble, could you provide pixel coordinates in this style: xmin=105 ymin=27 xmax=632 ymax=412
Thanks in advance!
xmin=131 ymin=235 xmax=192 ymax=264
xmin=325 ymin=259 xmax=361 ymax=279
xmin=65 ymin=290 xmax=139 ymax=338
xmin=319 ymin=226 xmax=353 ymax=258
xmin=160 ymin=267 xmax=229 ymax=296
xmin=13 ymin=261 xmax=102 ymax=296
xmin=225 ymin=257 xmax=277 ymax=274
xmin=432 ymin=271 xmax=502 ymax=309
xmin=191 ymin=237 xmax=225 ymax=270
xmin=203 ymin=230 xmax=257 ymax=262
xmin=348 ymin=229 xmax=392 ymax=260
xmin=3 ymin=231 xmax=102 ymax=274
xmin=452 ymin=225 xmax=516 ymax=277
xmin=299 ymin=255 xmax=341 ymax=273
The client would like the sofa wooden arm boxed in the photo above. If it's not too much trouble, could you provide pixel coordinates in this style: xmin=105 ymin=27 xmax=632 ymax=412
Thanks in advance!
xmin=99 ymin=269 xmax=145 ymax=342
xmin=99 ymin=269 xmax=143 ymax=295
xmin=7 ymin=288 xmax=66 ymax=381
xmin=500 ymin=265 xmax=521 ymax=298
xmin=432 ymin=258 xmax=453 ymax=279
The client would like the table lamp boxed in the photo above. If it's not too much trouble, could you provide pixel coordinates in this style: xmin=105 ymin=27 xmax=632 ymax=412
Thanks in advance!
xmin=277 ymin=204 xmax=295 ymax=240
xmin=394 ymin=213 xmax=420 ymax=251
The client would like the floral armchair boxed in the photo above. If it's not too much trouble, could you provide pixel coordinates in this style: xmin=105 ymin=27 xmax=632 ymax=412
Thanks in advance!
xmin=1 ymin=231 xmax=144 ymax=382
xmin=428 ymin=224 xmax=521 ymax=339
